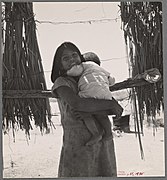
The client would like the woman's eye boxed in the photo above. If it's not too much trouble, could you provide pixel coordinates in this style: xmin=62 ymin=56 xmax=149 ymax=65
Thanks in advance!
xmin=62 ymin=57 xmax=69 ymax=62
xmin=72 ymin=53 xmax=78 ymax=58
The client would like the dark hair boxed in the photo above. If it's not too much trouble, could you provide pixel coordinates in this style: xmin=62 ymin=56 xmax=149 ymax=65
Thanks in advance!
xmin=83 ymin=52 xmax=101 ymax=66
xmin=51 ymin=42 xmax=85 ymax=83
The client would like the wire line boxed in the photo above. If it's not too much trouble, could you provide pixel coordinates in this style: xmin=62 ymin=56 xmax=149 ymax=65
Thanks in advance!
xmin=35 ymin=17 xmax=121 ymax=26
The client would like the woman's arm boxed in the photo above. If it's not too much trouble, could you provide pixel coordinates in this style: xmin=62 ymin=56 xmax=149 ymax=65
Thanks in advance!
xmin=55 ymin=86 xmax=123 ymax=116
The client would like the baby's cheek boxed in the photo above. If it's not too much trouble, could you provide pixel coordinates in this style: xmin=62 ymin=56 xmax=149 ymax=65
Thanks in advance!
xmin=67 ymin=65 xmax=82 ymax=76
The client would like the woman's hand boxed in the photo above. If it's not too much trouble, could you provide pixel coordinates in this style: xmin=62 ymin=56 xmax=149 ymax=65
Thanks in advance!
xmin=108 ymin=97 xmax=123 ymax=118
xmin=72 ymin=110 xmax=92 ymax=121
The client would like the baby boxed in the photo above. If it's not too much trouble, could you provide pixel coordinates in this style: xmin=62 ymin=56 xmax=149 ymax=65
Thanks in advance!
xmin=67 ymin=56 xmax=117 ymax=146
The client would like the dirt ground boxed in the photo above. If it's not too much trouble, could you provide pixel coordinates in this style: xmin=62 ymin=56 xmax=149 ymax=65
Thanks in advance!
xmin=3 ymin=113 xmax=165 ymax=179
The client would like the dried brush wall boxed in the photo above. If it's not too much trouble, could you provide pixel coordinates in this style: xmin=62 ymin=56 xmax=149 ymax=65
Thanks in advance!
xmin=2 ymin=2 xmax=51 ymax=137
xmin=120 ymin=2 xmax=163 ymax=124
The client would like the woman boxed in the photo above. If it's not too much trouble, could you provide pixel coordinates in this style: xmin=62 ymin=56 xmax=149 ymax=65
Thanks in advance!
xmin=51 ymin=42 xmax=123 ymax=177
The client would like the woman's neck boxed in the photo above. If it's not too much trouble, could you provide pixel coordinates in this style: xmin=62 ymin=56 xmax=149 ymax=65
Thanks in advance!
xmin=72 ymin=76 xmax=80 ymax=82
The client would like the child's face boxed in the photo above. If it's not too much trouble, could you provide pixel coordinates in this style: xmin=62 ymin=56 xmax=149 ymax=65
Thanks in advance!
xmin=61 ymin=49 xmax=81 ymax=71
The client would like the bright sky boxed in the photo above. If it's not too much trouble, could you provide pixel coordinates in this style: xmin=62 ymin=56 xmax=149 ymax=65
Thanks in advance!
xmin=33 ymin=2 xmax=129 ymax=89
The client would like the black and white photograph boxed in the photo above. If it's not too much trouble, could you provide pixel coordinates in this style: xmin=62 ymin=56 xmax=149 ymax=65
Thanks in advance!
xmin=1 ymin=0 xmax=166 ymax=178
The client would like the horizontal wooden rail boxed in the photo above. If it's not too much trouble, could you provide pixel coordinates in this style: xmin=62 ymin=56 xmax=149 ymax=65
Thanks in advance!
xmin=2 ymin=78 xmax=161 ymax=99
xmin=3 ymin=90 xmax=54 ymax=98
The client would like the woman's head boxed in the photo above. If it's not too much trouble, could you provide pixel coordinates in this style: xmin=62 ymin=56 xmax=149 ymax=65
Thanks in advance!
xmin=51 ymin=42 xmax=85 ymax=83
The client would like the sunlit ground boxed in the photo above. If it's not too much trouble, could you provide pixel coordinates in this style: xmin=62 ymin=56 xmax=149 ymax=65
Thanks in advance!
xmin=3 ymin=102 xmax=165 ymax=178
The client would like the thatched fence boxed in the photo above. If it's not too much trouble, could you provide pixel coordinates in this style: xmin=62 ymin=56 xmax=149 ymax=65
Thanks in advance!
xmin=120 ymin=2 xmax=163 ymax=158
xmin=120 ymin=2 xmax=163 ymax=116
xmin=2 ymin=2 xmax=51 ymax=137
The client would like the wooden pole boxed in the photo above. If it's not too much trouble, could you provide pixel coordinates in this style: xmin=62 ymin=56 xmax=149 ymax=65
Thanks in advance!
xmin=3 ymin=78 xmax=162 ymax=99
